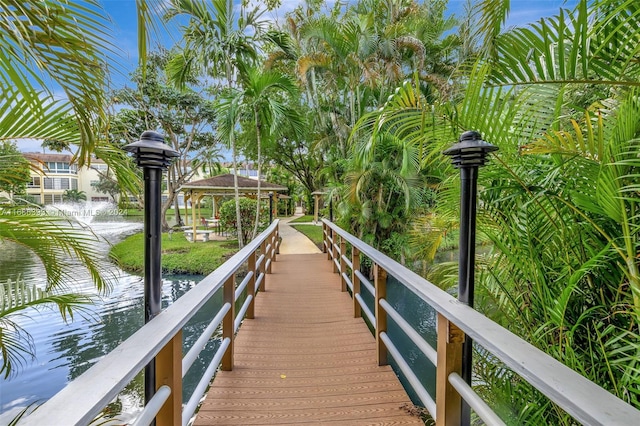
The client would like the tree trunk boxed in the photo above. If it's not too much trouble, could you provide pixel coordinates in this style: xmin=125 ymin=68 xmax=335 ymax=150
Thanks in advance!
xmin=231 ymin=133 xmax=244 ymax=248
xmin=252 ymin=107 xmax=262 ymax=240
xmin=173 ymin=193 xmax=182 ymax=226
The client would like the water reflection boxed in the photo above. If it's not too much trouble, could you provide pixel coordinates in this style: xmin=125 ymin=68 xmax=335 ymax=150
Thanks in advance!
xmin=358 ymin=273 xmax=438 ymax=405
xmin=0 ymin=240 xmax=40 ymax=282
xmin=387 ymin=277 xmax=438 ymax=401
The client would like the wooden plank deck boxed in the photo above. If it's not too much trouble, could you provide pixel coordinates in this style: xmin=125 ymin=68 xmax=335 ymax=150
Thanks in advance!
xmin=194 ymin=253 xmax=423 ymax=425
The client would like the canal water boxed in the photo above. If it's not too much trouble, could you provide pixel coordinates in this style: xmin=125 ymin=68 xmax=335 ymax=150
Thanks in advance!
xmin=0 ymin=205 xmax=439 ymax=423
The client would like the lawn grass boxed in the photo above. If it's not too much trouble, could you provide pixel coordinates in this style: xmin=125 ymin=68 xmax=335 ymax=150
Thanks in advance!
xmin=110 ymin=232 xmax=238 ymax=275
xmin=289 ymin=215 xmax=316 ymax=223
xmin=123 ymin=207 xmax=215 ymax=220
xmin=290 ymin=224 xmax=324 ymax=249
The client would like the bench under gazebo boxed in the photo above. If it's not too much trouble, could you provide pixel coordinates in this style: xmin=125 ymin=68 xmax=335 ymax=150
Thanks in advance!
xmin=178 ymin=174 xmax=288 ymax=241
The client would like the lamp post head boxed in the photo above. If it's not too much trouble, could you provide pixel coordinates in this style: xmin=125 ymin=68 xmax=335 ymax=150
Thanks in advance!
xmin=443 ymin=130 xmax=498 ymax=168
xmin=123 ymin=130 xmax=179 ymax=169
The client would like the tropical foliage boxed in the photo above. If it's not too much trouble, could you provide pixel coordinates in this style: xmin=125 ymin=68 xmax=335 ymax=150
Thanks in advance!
xmin=218 ymin=198 xmax=268 ymax=244
xmin=166 ymin=0 xmax=274 ymax=247
xmin=350 ymin=0 xmax=640 ymax=421
xmin=0 ymin=142 xmax=31 ymax=198
xmin=3 ymin=0 xmax=640 ymax=423
xmin=0 ymin=0 xmax=116 ymax=381
xmin=109 ymin=50 xmax=217 ymax=229
xmin=62 ymin=190 xmax=87 ymax=203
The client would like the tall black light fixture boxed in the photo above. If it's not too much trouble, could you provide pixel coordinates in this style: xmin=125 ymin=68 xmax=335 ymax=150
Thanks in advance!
xmin=269 ymin=192 xmax=274 ymax=223
xmin=123 ymin=130 xmax=179 ymax=407
xmin=443 ymin=130 xmax=497 ymax=425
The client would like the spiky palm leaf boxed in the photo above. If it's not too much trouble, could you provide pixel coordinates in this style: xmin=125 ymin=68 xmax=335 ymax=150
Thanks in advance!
xmin=487 ymin=1 xmax=640 ymax=89
xmin=0 ymin=207 xmax=111 ymax=292
xmin=0 ymin=0 xmax=115 ymax=160
xmin=0 ymin=277 xmax=92 ymax=378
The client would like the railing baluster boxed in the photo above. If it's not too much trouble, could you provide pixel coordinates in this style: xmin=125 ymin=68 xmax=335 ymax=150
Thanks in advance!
xmin=222 ymin=275 xmax=235 ymax=371
xmin=266 ymin=229 xmax=274 ymax=274
xmin=260 ymin=239 xmax=267 ymax=290
xmin=352 ymin=246 xmax=361 ymax=318
xmin=322 ymin=223 xmax=327 ymax=253
xmin=374 ymin=264 xmax=387 ymax=366
xmin=155 ymin=330 xmax=182 ymax=426
xmin=332 ymin=231 xmax=338 ymax=273
xmin=270 ymin=226 xmax=277 ymax=262
xmin=247 ymin=251 xmax=256 ymax=319
xmin=436 ymin=313 xmax=464 ymax=426
xmin=340 ymin=236 xmax=347 ymax=292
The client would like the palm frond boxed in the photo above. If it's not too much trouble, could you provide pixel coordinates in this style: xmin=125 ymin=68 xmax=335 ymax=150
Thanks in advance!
xmin=0 ymin=209 xmax=112 ymax=292
xmin=0 ymin=0 xmax=116 ymax=157
xmin=488 ymin=1 xmax=640 ymax=89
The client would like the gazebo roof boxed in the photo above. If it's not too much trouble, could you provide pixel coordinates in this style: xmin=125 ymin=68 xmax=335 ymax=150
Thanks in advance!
xmin=180 ymin=174 xmax=287 ymax=194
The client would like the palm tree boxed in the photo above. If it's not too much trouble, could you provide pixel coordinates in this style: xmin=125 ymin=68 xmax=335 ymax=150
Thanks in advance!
xmin=236 ymin=65 xmax=303 ymax=238
xmin=62 ymin=189 xmax=88 ymax=204
xmin=0 ymin=0 xmax=112 ymax=158
xmin=166 ymin=0 xmax=269 ymax=247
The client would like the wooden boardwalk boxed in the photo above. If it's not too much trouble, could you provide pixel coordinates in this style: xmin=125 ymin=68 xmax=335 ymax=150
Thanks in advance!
xmin=194 ymin=253 xmax=423 ymax=425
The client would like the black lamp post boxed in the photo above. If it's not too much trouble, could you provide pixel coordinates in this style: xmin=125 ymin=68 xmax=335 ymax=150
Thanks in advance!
xmin=123 ymin=131 xmax=179 ymax=407
xmin=443 ymin=130 xmax=497 ymax=425
xmin=269 ymin=192 xmax=274 ymax=223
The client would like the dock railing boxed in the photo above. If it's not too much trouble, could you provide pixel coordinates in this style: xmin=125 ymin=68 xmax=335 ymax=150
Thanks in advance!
xmin=20 ymin=220 xmax=280 ymax=426
xmin=322 ymin=219 xmax=640 ymax=426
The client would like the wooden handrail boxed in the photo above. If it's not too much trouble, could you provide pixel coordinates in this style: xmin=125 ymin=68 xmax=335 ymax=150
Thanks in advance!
xmin=321 ymin=218 xmax=640 ymax=426
xmin=21 ymin=220 xmax=280 ymax=426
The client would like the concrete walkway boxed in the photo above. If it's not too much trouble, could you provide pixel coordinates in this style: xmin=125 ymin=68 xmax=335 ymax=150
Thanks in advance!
xmin=278 ymin=209 xmax=322 ymax=255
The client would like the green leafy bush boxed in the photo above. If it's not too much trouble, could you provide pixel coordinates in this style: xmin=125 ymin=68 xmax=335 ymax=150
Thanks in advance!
xmin=219 ymin=198 xmax=269 ymax=243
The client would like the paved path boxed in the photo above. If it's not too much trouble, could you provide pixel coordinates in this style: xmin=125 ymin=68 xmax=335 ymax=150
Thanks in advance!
xmin=277 ymin=211 xmax=322 ymax=255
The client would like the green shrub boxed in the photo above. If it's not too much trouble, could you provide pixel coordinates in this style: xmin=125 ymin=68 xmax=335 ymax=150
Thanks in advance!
xmin=219 ymin=197 xmax=269 ymax=243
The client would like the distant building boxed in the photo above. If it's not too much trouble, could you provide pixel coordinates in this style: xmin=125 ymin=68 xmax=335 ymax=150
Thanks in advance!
xmin=19 ymin=154 xmax=265 ymax=206
xmin=223 ymin=162 xmax=260 ymax=179
xmin=23 ymin=153 xmax=114 ymax=204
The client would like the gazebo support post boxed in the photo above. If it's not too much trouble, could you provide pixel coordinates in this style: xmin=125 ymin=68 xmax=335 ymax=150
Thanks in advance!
xmin=191 ymin=191 xmax=197 ymax=238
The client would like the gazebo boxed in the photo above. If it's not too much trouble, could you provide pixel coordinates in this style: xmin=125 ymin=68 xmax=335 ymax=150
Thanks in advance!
xmin=178 ymin=174 xmax=288 ymax=238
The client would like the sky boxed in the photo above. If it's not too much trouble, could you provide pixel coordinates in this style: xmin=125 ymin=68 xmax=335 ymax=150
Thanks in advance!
xmin=15 ymin=0 xmax=577 ymax=153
